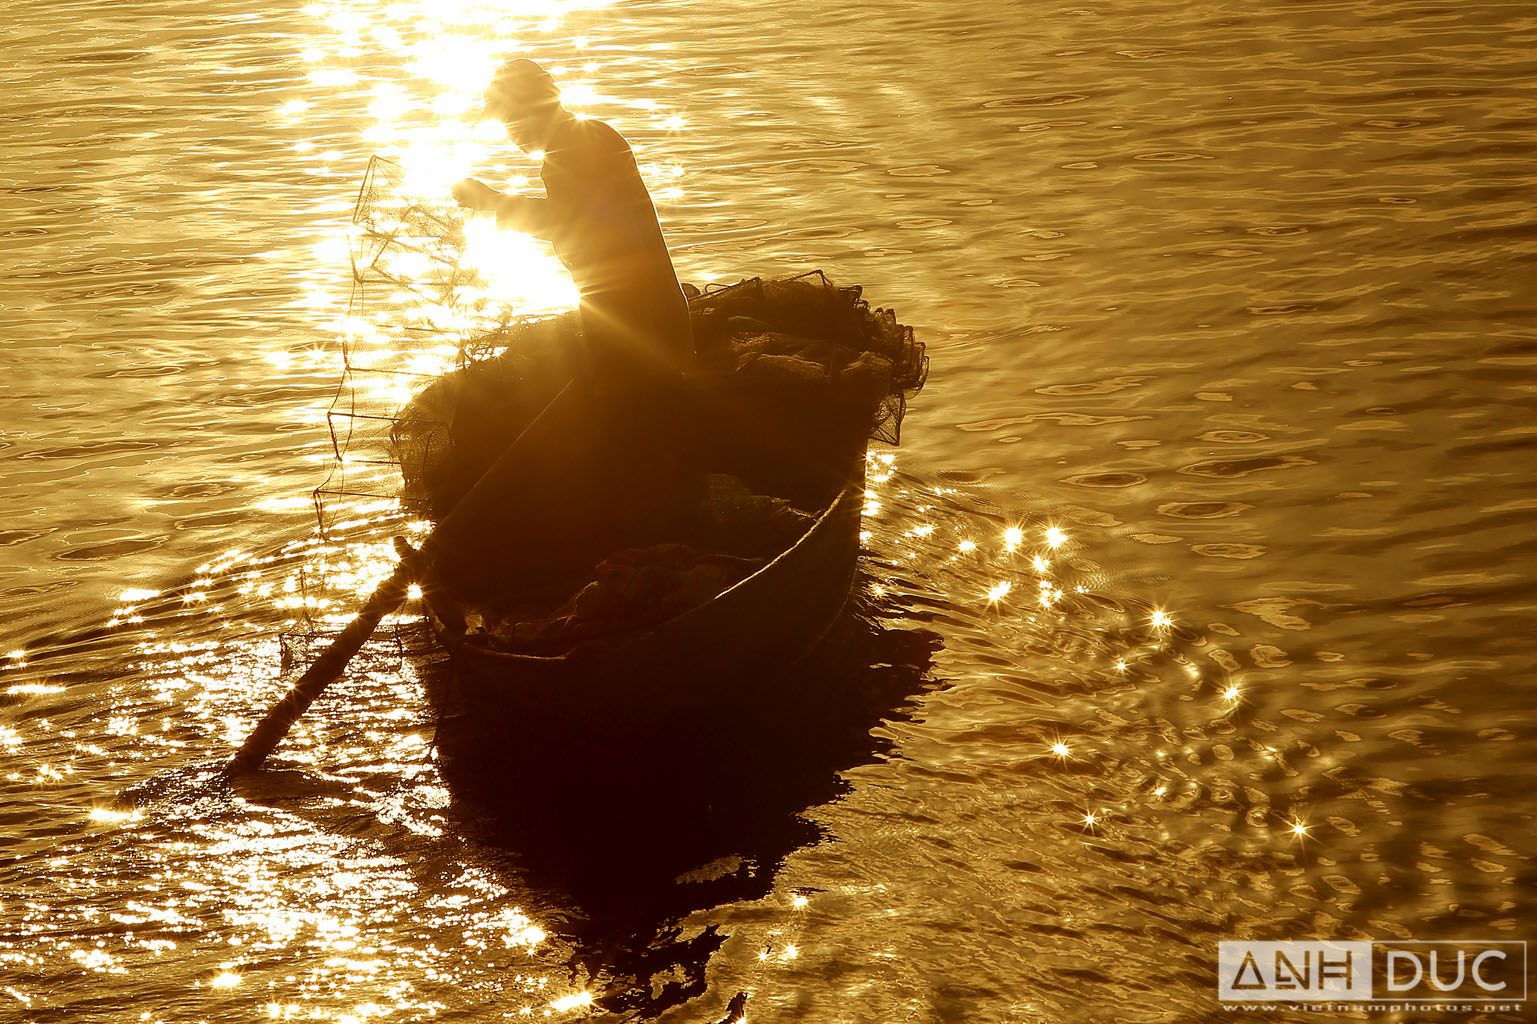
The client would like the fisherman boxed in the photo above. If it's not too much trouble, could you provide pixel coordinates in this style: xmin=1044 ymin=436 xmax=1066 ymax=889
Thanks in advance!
xmin=452 ymin=58 xmax=699 ymax=562
xmin=452 ymin=58 xmax=693 ymax=393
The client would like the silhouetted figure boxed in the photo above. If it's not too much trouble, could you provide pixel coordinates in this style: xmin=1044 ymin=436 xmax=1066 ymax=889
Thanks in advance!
xmin=454 ymin=59 xmax=693 ymax=393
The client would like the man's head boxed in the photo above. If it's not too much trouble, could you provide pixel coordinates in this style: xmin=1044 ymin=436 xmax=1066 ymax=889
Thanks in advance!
xmin=485 ymin=59 xmax=563 ymax=149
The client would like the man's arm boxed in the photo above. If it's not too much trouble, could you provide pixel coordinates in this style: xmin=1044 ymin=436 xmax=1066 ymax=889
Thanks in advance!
xmin=452 ymin=179 xmax=561 ymax=240
xmin=488 ymin=194 xmax=560 ymax=239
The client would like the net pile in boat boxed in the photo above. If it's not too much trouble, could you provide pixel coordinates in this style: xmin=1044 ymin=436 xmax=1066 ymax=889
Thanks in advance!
xmin=687 ymin=270 xmax=928 ymax=445
xmin=389 ymin=273 xmax=928 ymax=518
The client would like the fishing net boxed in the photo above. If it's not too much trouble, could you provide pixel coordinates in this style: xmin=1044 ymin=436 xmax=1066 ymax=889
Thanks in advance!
xmin=687 ymin=270 xmax=928 ymax=445
xmin=312 ymin=156 xmax=543 ymax=538
xmin=314 ymin=157 xmax=927 ymax=536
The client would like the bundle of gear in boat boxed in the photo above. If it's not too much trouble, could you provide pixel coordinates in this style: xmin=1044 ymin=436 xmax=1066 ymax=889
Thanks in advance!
xmin=389 ymin=271 xmax=926 ymax=655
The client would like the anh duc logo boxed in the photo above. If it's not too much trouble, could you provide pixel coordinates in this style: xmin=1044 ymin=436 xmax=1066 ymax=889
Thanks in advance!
xmin=1218 ymin=941 xmax=1528 ymax=1002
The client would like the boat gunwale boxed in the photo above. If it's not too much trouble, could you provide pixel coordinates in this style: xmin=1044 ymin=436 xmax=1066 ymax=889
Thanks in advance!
xmin=425 ymin=476 xmax=863 ymax=667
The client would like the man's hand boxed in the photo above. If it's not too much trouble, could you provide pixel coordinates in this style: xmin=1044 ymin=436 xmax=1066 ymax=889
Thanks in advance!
xmin=452 ymin=180 xmax=555 ymax=239
xmin=452 ymin=178 xmax=499 ymax=211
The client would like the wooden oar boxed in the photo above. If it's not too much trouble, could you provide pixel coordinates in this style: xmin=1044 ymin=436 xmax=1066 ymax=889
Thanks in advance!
xmin=225 ymin=378 xmax=580 ymax=777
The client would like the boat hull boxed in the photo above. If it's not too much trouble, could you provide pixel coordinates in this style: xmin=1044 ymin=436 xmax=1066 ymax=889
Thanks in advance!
xmin=422 ymin=458 xmax=866 ymax=751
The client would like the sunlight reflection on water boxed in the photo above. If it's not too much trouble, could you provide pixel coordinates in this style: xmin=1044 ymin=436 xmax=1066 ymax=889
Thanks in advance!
xmin=291 ymin=0 xmax=689 ymax=327
xmin=2 ymin=0 xmax=1535 ymax=1019
xmin=1 ymin=448 xmax=1224 ymax=1021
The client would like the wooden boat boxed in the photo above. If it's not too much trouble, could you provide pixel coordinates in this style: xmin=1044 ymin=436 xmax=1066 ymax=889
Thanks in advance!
xmin=428 ymin=455 xmax=865 ymax=729
xmin=398 ymin=273 xmax=926 ymax=748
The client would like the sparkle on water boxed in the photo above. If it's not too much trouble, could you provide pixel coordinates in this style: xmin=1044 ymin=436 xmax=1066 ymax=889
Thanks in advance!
xmin=0 ymin=443 xmax=1271 ymax=1019
xmin=4 ymin=0 xmax=1534 ymax=1019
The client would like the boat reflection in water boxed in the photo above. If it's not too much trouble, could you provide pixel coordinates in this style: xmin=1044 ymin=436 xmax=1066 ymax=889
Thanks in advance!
xmin=423 ymin=596 xmax=940 ymax=1019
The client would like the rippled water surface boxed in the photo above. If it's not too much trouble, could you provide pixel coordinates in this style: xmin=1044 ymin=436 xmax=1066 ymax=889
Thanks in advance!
xmin=3 ymin=0 xmax=1535 ymax=1020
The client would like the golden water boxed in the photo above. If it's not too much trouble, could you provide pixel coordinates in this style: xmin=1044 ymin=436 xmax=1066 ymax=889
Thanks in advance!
xmin=2 ymin=0 xmax=1534 ymax=1020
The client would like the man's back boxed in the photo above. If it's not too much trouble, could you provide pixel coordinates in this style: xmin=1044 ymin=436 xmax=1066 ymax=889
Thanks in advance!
xmin=540 ymin=118 xmax=692 ymax=385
